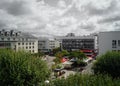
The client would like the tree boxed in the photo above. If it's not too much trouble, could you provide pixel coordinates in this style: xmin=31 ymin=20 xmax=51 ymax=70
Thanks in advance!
xmin=0 ymin=49 xmax=50 ymax=85
xmin=32 ymin=51 xmax=45 ymax=57
xmin=52 ymin=47 xmax=61 ymax=55
xmin=55 ymin=50 xmax=69 ymax=59
xmin=69 ymin=51 xmax=86 ymax=60
xmin=93 ymin=51 xmax=120 ymax=78
xmin=41 ymin=74 xmax=119 ymax=86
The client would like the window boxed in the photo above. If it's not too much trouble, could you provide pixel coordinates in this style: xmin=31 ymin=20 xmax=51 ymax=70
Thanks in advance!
xmin=112 ymin=40 xmax=117 ymax=48
xmin=32 ymin=42 xmax=34 ymax=45
xmin=7 ymin=38 xmax=10 ymax=41
xmin=118 ymin=40 xmax=120 ymax=46
xmin=26 ymin=43 xmax=28 ymax=45
xmin=29 ymin=42 xmax=31 ymax=45
xmin=13 ymin=38 xmax=15 ymax=40
xmin=33 ymin=46 xmax=34 ymax=48
xmin=29 ymin=50 xmax=31 ymax=52
xmin=22 ymin=43 xmax=24 ymax=45
xmin=26 ymin=46 xmax=28 ymax=49
xmin=32 ymin=50 xmax=34 ymax=53
xmin=1 ymin=38 xmax=4 ymax=41
xmin=18 ymin=43 xmax=20 ymax=45
xmin=29 ymin=46 xmax=31 ymax=49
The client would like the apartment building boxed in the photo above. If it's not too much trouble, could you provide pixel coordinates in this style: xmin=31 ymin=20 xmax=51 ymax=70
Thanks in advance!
xmin=0 ymin=29 xmax=38 ymax=53
xmin=49 ymin=39 xmax=60 ymax=50
xmin=99 ymin=31 xmax=120 ymax=55
xmin=56 ymin=33 xmax=96 ymax=51
xmin=38 ymin=37 xmax=49 ymax=53
xmin=38 ymin=38 xmax=60 ymax=53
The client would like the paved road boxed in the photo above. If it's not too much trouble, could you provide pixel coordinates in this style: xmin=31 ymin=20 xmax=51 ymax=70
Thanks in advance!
xmin=45 ymin=55 xmax=56 ymax=68
xmin=81 ymin=60 xmax=95 ymax=74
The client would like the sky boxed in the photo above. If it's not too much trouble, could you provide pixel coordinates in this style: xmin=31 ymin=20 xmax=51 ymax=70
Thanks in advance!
xmin=0 ymin=0 xmax=120 ymax=37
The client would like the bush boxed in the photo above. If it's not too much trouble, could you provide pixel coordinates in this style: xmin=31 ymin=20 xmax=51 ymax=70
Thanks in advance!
xmin=41 ymin=74 xmax=120 ymax=86
xmin=0 ymin=49 xmax=50 ymax=86
xmin=69 ymin=51 xmax=87 ymax=60
xmin=77 ymin=60 xmax=87 ymax=67
xmin=93 ymin=51 xmax=120 ymax=78
xmin=53 ymin=57 xmax=61 ymax=64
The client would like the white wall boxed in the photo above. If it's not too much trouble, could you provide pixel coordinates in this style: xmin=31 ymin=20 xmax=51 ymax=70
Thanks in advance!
xmin=99 ymin=31 xmax=120 ymax=55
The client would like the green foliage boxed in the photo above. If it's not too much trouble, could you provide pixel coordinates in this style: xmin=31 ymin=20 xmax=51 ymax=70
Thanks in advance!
xmin=61 ymin=50 xmax=69 ymax=56
xmin=55 ymin=51 xmax=63 ymax=58
xmin=32 ymin=51 xmax=45 ymax=57
xmin=52 ymin=47 xmax=61 ymax=55
xmin=69 ymin=51 xmax=87 ymax=60
xmin=55 ymin=50 xmax=69 ymax=58
xmin=0 ymin=49 xmax=50 ymax=86
xmin=54 ymin=50 xmax=69 ymax=64
xmin=93 ymin=51 xmax=120 ymax=78
xmin=41 ymin=74 xmax=120 ymax=86
xmin=77 ymin=60 xmax=87 ymax=67
xmin=53 ymin=56 xmax=61 ymax=64
xmin=56 ymin=64 xmax=62 ymax=69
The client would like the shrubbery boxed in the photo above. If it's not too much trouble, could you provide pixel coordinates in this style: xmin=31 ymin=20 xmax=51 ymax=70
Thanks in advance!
xmin=0 ymin=49 xmax=50 ymax=86
xmin=41 ymin=74 xmax=120 ymax=86
xmin=93 ymin=51 xmax=120 ymax=78
xmin=69 ymin=51 xmax=87 ymax=60
xmin=77 ymin=60 xmax=87 ymax=67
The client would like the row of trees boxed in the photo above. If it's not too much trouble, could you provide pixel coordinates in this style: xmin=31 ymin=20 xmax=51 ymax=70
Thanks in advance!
xmin=1 ymin=48 xmax=120 ymax=85
xmin=53 ymin=50 xmax=87 ymax=63
xmin=0 ymin=49 xmax=50 ymax=86
xmin=42 ymin=74 xmax=120 ymax=86
xmin=53 ymin=48 xmax=86 ymax=59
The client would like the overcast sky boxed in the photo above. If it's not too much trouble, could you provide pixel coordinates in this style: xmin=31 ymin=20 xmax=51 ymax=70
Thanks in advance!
xmin=0 ymin=0 xmax=120 ymax=37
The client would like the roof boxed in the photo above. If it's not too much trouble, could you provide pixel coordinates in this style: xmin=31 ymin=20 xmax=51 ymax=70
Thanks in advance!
xmin=20 ymin=32 xmax=37 ymax=39
xmin=0 ymin=29 xmax=37 ymax=39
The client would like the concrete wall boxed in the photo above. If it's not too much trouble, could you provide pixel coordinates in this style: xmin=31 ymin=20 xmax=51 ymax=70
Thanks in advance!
xmin=99 ymin=31 xmax=120 ymax=55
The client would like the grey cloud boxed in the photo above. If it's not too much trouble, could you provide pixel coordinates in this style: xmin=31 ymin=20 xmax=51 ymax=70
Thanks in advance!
xmin=44 ymin=0 xmax=71 ymax=7
xmin=98 ymin=16 xmax=120 ymax=24
xmin=0 ymin=22 xmax=6 ymax=29
xmin=55 ymin=24 xmax=68 ymax=28
xmin=84 ymin=0 xmax=117 ymax=16
xmin=78 ymin=23 xmax=96 ymax=31
xmin=63 ymin=2 xmax=81 ymax=18
xmin=113 ymin=23 xmax=120 ymax=30
xmin=44 ymin=0 xmax=58 ymax=7
xmin=0 ymin=0 xmax=33 ymax=16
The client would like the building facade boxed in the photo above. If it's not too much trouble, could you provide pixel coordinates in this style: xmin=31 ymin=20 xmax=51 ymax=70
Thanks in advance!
xmin=38 ymin=38 xmax=60 ymax=53
xmin=57 ymin=33 xmax=96 ymax=51
xmin=0 ymin=29 xmax=38 ymax=53
xmin=99 ymin=31 xmax=120 ymax=55
xmin=38 ymin=37 xmax=49 ymax=53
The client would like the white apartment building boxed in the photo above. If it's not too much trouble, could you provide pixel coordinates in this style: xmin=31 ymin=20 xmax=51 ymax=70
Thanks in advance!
xmin=0 ymin=29 xmax=38 ymax=53
xmin=98 ymin=31 xmax=120 ymax=55
xmin=48 ymin=39 xmax=60 ymax=50
xmin=38 ymin=38 xmax=60 ymax=53
xmin=38 ymin=37 xmax=49 ymax=52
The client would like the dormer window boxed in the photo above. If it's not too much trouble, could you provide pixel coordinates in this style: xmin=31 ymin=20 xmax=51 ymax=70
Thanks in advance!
xmin=13 ymin=38 xmax=15 ymax=41
xmin=1 ymin=38 xmax=4 ymax=41
xmin=7 ymin=38 xmax=10 ymax=41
